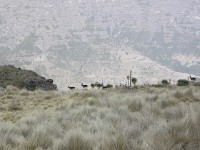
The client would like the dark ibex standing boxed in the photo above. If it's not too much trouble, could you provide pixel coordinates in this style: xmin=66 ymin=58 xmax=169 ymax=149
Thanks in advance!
xmin=102 ymin=84 xmax=113 ymax=90
xmin=190 ymin=76 xmax=196 ymax=82
xmin=68 ymin=86 xmax=75 ymax=90
xmin=102 ymin=86 xmax=108 ymax=90
xmin=81 ymin=83 xmax=88 ymax=89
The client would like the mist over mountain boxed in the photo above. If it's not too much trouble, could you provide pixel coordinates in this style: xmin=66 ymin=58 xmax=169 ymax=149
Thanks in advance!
xmin=0 ymin=0 xmax=199 ymax=89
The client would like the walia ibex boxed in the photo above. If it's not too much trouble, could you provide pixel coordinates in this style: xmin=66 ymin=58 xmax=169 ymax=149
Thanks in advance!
xmin=68 ymin=86 xmax=75 ymax=90
xmin=102 ymin=84 xmax=113 ymax=90
xmin=81 ymin=83 xmax=88 ymax=89
xmin=190 ymin=76 xmax=196 ymax=82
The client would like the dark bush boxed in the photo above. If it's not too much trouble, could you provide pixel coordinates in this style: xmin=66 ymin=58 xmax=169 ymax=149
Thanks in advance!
xmin=95 ymin=82 xmax=103 ymax=89
xmin=177 ymin=79 xmax=189 ymax=86
xmin=47 ymin=79 xmax=53 ymax=84
xmin=162 ymin=79 xmax=169 ymax=85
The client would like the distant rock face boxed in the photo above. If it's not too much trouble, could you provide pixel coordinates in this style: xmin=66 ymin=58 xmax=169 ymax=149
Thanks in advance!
xmin=0 ymin=0 xmax=199 ymax=89
xmin=0 ymin=65 xmax=57 ymax=91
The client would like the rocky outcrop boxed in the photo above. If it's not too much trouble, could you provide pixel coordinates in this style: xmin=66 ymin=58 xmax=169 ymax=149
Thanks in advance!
xmin=0 ymin=65 xmax=57 ymax=91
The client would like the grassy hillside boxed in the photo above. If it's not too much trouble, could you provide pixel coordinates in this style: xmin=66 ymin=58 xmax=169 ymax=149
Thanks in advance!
xmin=0 ymin=65 xmax=57 ymax=91
xmin=0 ymin=86 xmax=200 ymax=149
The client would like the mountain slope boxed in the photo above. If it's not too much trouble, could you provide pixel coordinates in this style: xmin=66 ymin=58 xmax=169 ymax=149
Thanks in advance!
xmin=0 ymin=0 xmax=199 ymax=89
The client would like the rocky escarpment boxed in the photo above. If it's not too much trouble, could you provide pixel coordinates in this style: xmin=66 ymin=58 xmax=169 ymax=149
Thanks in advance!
xmin=0 ymin=65 xmax=57 ymax=91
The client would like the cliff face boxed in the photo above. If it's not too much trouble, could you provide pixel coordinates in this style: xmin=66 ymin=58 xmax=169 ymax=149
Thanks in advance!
xmin=0 ymin=65 xmax=57 ymax=91
xmin=0 ymin=0 xmax=199 ymax=89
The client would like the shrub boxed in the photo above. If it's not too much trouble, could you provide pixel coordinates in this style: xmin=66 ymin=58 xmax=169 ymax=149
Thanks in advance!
xmin=95 ymin=83 xmax=103 ymax=89
xmin=161 ymin=79 xmax=169 ymax=85
xmin=131 ymin=78 xmax=137 ymax=86
xmin=177 ymin=79 xmax=189 ymax=86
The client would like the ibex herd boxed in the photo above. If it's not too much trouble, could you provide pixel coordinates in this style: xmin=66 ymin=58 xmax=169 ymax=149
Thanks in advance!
xmin=68 ymin=75 xmax=198 ymax=90
xmin=68 ymin=83 xmax=113 ymax=90
xmin=67 ymin=83 xmax=88 ymax=90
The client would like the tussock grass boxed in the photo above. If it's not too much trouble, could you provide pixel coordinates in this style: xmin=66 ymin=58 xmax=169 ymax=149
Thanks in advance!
xmin=128 ymin=100 xmax=143 ymax=112
xmin=7 ymin=102 xmax=22 ymax=111
xmin=0 ymin=86 xmax=200 ymax=149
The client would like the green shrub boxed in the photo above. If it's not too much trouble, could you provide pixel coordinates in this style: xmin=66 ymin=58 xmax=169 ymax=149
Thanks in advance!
xmin=161 ymin=79 xmax=169 ymax=85
xmin=131 ymin=78 xmax=137 ymax=86
xmin=177 ymin=79 xmax=189 ymax=86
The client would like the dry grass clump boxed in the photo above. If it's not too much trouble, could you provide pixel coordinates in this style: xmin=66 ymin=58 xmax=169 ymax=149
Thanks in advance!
xmin=101 ymin=135 xmax=131 ymax=150
xmin=144 ymin=103 xmax=200 ymax=150
xmin=0 ymin=86 xmax=200 ymax=149
xmin=21 ymin=126 xmax=53 ymax=150
xmin=145 ymin=94 xmax=159 ymax=102
xmin=59 ymin=134 xmax=93 ymax=150
xmin=7 ymin=102 xmax=22 ymax=111
xmin=19 ymin=90 xmax=30 ymax=96
xmin=128 ymin=100 xmax=142 ymax=112
xmin=0 ymin=86 xmax=64 ymax=122
xmin=172 ymin=87 xmax=200 ymax=102
xmin=159 ymin=98 xmax=177 ymax=109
